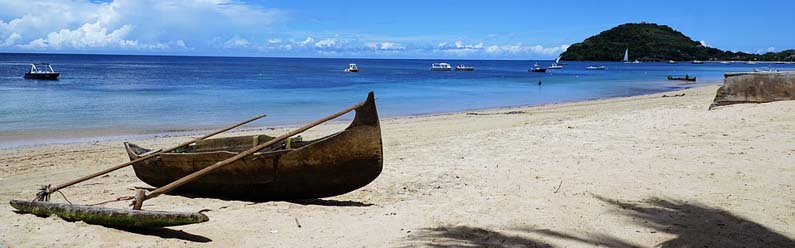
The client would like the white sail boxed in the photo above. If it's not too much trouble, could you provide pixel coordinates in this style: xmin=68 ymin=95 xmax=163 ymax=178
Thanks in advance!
xmin=623 ymin=48 xmax=629 ymax=62
xmin=555 ymin=56 xmax=561 ymax=64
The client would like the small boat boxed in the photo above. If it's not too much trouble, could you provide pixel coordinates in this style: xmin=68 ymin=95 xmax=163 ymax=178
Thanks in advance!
xmin=753 ymin=67 xmax=779 ymax=72
xmin=455 ymin=64 xmax=474 ymax=71
xmin=775 ymin=61 xmax=785 ymax=64
xmin=431 ymin=63 xmax=452 ymax=71
xmin=548 ymin=58 xmax=563 ymax=69
xmin=668 ymin=60 xmax=678 ymax=64
xmin=622 ymin=49 xmax=640 ymax=63
xmin=24 ymin=63 xmax=60 ymax=80
xmin=667 ymin=75 xmax=697 ymax=82
xmin=691 ymin=60 xmax=704 ymax=64
xmin=125 ymin=92 xmax=383 ymax=200
xmin=585 ymin=66 xmax=607 ymax=70
xmin=344 ymin=63 xmax=359 ymax=72
xmin=745 ymin=61 xmax=758 ymax=65
xmin=720 ymin=61 xmax=731 ymax=64
xmin=529 ymin=64 xmax=547 ymax=72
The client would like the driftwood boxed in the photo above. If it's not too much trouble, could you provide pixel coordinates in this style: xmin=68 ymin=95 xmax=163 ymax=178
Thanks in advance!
xmin=9 ymin=200 xmax=208 ymax=227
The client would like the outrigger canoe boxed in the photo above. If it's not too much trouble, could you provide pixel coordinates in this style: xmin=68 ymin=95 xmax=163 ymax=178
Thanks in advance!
xmin=124 ymin=92 xmax=383 ymax=200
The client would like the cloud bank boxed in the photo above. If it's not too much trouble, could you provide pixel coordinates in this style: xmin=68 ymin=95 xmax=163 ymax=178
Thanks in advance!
xmin=0 ymin=0 xmax=569 ymax=58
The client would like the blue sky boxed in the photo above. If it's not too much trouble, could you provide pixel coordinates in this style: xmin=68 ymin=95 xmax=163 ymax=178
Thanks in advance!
xmin=0 ymin=0 xmax=792 ymax=59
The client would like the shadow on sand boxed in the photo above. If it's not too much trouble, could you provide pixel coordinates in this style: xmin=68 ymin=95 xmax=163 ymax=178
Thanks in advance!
xmin=287 ymin=198 xmax=374 ymax=207
xmin=407 ymin=195 xmax=794 ymax=247
xmin=586 ymin=194 xmax=795 ymax=247
xmin=111 ymin=227 xmax=212 ymax=243
xmin=407 ymin=225 xmax=552 ymax=248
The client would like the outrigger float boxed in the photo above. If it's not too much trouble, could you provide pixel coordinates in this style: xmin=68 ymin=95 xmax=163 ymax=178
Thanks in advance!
xmin=10 ymin=92 xmax=383 ymax=227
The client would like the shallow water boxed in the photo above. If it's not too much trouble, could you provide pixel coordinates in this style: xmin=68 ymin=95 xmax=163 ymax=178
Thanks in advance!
xmin=1 ymin=53 xmax=792 ymax=147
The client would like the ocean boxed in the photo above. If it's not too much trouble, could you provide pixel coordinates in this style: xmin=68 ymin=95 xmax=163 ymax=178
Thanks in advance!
xmin=1 ymin=53 xmax=792 ymax=147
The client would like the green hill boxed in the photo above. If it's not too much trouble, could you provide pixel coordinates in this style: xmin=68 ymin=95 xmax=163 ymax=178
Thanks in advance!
xmin=560 ymin=23 xmax=795 ymax=62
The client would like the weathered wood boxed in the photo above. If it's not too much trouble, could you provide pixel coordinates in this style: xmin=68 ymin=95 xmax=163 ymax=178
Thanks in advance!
xmin=132 ymin=189 xmax=145 ymax=210
xmin=45 ymin=114 xmax=267 ymax=197
xmin=9 ymin=200 xmax=208 ymax=227
xmin=142 ymin=93 xmax=375 ymax=202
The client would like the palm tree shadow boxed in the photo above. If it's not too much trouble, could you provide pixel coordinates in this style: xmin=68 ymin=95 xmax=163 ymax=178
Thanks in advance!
xmin=406 ymin=225 xmax=552 ymax=248
xmin=589 ymin=194 xmax=795 ymax=247
xmin=111 ymin=227 xmax=212 ymax=243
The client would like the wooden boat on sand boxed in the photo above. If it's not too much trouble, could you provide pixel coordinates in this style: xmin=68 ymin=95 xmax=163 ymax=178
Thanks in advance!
xmin=124 ymin=92 xmax=383 ymax=200
xmin=10 ymin=92 xmax=382 ymax=227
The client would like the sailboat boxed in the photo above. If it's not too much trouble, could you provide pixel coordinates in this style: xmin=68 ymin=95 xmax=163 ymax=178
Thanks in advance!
xmin=548 ymin=57 xmax=563 ymax=69
xmin=623 ymin=48 xmax=640 ymax=64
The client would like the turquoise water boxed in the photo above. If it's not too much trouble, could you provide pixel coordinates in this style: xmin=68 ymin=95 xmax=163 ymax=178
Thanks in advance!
xmin=1 ymin=53 xmax=792 ymax=147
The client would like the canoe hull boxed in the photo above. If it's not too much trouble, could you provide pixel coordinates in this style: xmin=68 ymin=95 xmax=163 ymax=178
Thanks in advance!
xmin=126 ymin=92 xmax=383 ymax=200
xmin=10 ymin=200 xmax=208 ymax=227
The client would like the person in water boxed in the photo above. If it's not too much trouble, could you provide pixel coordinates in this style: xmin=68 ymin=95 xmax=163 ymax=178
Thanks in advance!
xmin=537 ymin=80 xmax=542 ymax=86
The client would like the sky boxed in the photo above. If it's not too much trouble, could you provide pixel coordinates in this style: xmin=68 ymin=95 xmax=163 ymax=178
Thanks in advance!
xmin=0 ymin=0 xmax=793 ymax=59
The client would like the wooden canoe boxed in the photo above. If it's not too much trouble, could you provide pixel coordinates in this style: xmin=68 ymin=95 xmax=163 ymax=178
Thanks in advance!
xmin=9 ymin=200 xmax=208 ymax=227
xmin=125 ymin=92 xmax=383 ymax=200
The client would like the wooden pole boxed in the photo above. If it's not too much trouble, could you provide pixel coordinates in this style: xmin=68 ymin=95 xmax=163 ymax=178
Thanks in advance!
xmin=45 ymin=114 xmax=268 ymax=196
xmin=142 ymin=101 xmax=365 ymax=202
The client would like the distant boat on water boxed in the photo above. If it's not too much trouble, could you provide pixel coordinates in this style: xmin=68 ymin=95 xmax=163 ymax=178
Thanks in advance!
xmin=431 ymin=63 xmax=452 ymax=71
xmin=667 ymin=75 xmax=696 ymax=82
xmin=745 ymin=61 xmax=758 ymax=65
xmin=720 ymin=61 xmax=731 ymax=64
xmin=548 ymin=57 xmax=563 ymax=69
xmin=622 ymin=49 xmax=640 ymax=63
xmin=668 ymin=60 xmax=677 ymax=64
xmin=529 ymin=63 xmax=547 ymax=72
xmin=344 ymin=63 xmax=359 ymax=72
xmin=455 ymin=64 xmax=474 ymax=71
xmin=586 ymin=65 xmax=607 ymax=70
xmin=753 ymin=66 xmax=779 ymax=72
xmin=24 ymin=63 xmax=60 ymax=80
xmin=691 ymin=60 xmax=704 ymax=64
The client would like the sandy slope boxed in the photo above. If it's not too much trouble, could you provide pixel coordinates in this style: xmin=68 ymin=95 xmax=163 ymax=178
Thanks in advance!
xmin=1 ymin=85 xmax=793 ymax=247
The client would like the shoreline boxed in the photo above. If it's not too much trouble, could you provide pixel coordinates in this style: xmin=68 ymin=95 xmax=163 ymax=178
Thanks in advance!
xmin=0 ymin=82 xmax=720 ymax=150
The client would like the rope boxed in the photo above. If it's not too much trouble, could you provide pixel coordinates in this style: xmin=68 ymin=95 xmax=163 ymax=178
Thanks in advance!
xmin=54 ymin=190 xmax=73 ymax=205
xmin=88 ymin=196 xmax=135 ymax=206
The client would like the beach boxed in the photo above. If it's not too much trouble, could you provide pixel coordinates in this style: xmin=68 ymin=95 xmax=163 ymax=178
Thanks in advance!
xmin=1 ymin=85 xmax=794 ymax=247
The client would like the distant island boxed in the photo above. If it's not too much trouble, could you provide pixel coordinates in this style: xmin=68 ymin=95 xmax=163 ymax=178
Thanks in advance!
xmin=560 ymin=22 xmax=795 ymax=62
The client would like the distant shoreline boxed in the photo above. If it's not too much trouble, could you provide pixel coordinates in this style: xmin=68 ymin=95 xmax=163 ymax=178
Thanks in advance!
xmin=0 ymin=83 xmax=721 ymax=150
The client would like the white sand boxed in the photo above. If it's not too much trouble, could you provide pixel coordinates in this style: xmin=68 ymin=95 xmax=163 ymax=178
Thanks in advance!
xmin=1 ymin=85 xmax=793 ymax=247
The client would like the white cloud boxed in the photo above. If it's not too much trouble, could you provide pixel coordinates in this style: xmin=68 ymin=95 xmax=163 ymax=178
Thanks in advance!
xmin=1 ymin=32 xmax=21 ymax=47
xmin=268 ymin=38 xmax=282 ymax=44
xmin=314 ymin=38 xmax=338 ymax=49
xmin=766 ymin=47 xmax=776 ymax=52
xmin=20 ymin=22 xmax=137 ymax=49
xmin=223 ymin=37 xmax=250 ymax=48
xmin=366 ymin=41 xmax=405 ymax=51
xmin=0 ymin=0 xmax=286 ymax=50
xmin=699 ymin=40 xmax=709 ymax=47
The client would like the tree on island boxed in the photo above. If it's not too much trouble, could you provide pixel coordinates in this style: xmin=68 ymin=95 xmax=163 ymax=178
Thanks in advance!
xmin=560 ymin=22 xmax=795 ymax=62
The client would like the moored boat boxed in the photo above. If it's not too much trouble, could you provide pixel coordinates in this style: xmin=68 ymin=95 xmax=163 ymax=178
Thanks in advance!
xmin=125 ymin=92 xmax=383 ymax=200
xmin=455 ymin=64 xmax=474 ymax=71
xmin=585 ymin=65 xmax=607 ymax=70
xmin=344 ymin=63 xmax=359 ymax=72
xmin=431 ymin=63 xmax=452 ymax=71
xmin=691 ymin=60 xmax=704 ymax=64
xmin=667 ymin=75 xmax=697 ymax=82
xmin=529 ymin=64 xmax=546 ymax=72
xmin=24 ymin=63 xmax=60 ymax=80
xmin=668 ymin=60 xmax=678 ymax=64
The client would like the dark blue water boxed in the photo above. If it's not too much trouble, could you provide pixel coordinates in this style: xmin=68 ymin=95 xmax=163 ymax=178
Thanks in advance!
xmin=1 ymin=53 xmax=792 ymax=146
